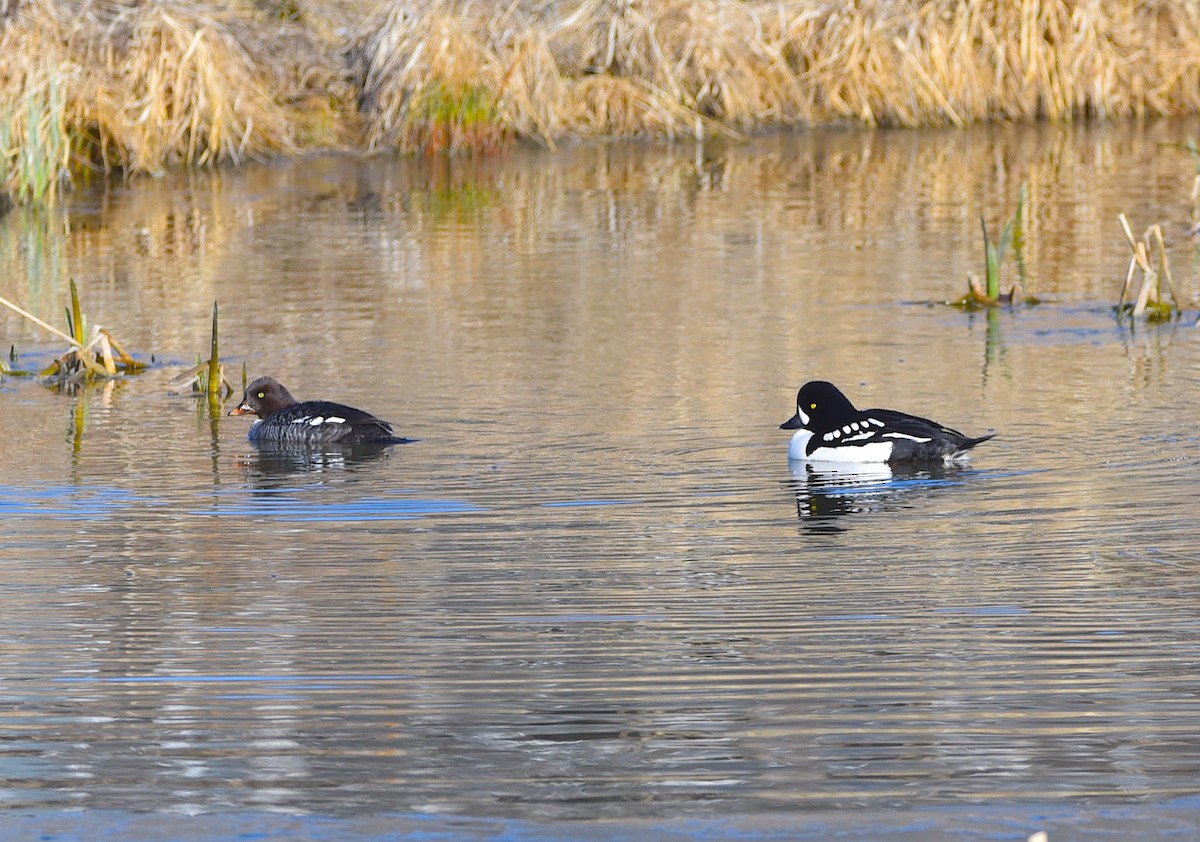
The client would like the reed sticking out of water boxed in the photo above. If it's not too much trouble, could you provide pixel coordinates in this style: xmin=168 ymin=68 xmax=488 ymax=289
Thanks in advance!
xmin=1116 ymin=214 xmax=1181 ymax=321
xmin=0 ymin=279 xmax=148 ymax=389
xmin=0 ymin=344 xmax=30 ymax=377
xmin=172 ymin=301 xmax=234 ymax=403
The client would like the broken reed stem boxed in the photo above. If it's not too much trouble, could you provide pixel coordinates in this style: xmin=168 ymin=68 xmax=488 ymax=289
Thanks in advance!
xmin=96 ymin=330 xmax=116 ymax=375
xmin=1149 ymin=225 xmax=1180 ymax=307
xmin=0 ymin=292 xmax=83 ymax=347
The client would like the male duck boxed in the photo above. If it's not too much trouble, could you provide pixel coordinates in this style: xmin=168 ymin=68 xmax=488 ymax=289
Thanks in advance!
xmin=781 ymin=380 xmax=993 ymax=464
xmin=229 ymin=376 xmax=412 ymax=446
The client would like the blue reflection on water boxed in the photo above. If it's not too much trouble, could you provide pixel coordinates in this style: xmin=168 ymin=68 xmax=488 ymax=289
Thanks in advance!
xmin=0 ymin=484 xmax=482 ymax=522
xmin=55 ymin=674 xmax=410 ymax=684
xmin=0 ymin=485 xmax=159 ymax=519
xmin=198 ymin=495 xmax=483 ymax=521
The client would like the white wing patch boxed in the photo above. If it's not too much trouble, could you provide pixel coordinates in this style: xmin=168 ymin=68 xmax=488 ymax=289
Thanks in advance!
xmin=883 ymin=432 xmax=932 ymax=443
xmin=295 ymin=415 xmax=349 ymax=426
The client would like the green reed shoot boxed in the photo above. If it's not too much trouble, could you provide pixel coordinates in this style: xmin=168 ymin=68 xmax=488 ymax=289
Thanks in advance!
xmin=207 ymin=301 xmax=222 ymax=399
xmin=172 ymin=301 xmax=233 ymax=400
xmin=959 ymin=181 xmax=1028 ymax=307
xmin=980 ymin=215 xmax=1012 ymax=301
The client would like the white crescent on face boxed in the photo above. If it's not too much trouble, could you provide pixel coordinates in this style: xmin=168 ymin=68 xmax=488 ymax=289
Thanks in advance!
xmin=787 ymin=429 xmax=813 ymax=460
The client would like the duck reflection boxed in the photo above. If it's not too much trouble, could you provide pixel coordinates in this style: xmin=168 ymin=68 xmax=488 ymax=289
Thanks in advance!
xmin=786 ymin=460 xmax=963 ymax=532
xmin=234 ymin=442 xmax=399 ymax=480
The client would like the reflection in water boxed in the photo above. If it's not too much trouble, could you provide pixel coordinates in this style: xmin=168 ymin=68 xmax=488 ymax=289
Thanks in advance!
xmin=233 ymin=442 xmax=401 ymax=479
xmin=786 ymin=461 xmax=965 ymax=532
xmin=5 ymin=122 xmax=1200 ymax=834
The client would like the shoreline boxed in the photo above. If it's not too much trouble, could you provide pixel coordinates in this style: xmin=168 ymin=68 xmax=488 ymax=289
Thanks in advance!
xmin=2 ymin=0 xmax=1199 ymax=207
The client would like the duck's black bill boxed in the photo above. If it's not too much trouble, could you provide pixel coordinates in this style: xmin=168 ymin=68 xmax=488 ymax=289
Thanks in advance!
xmin=780 ymin=413 xmax=806 ymax=430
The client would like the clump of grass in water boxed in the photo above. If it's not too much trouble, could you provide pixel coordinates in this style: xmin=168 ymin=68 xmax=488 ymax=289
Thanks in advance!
xmin=0 ymin=279 xmax=147 ymax=391
xmin=1115 ymin=214 xmax=1181 ymax=322
xmin=953 ymin=181 xmax=1036 ymax=308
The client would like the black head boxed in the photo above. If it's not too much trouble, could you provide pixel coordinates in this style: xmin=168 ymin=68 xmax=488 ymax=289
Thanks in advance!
xmin=779 ymin=380 xmax=858 ymax=431
xmin=229 ymin=376 xmax=299 ymax=420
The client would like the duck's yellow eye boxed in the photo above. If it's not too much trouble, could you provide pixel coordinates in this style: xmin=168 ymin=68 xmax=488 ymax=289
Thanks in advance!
xmin=257 ymin=391 xmax=265 ymax=399
xmin=810 ymin=402 xmax=817 ymax=409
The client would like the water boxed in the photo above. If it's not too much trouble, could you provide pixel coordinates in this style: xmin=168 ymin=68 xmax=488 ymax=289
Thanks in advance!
xmin=3 ymin=120 xmax=1200 ymax=838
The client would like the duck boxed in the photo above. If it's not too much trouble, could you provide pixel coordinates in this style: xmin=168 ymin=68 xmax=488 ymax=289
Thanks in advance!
xmin=780 ymin=380 xmax=993 ymax=464
xmin=228 ymin=376 xmax=413 ymax=447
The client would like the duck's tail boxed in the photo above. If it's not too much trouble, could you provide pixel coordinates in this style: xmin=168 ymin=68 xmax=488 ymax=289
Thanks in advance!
xmin=944 ymin=433 xmax=996 ymax=462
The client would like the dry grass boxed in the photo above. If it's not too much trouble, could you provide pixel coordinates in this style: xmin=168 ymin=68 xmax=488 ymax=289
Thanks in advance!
xmin=0 ymin=0 xmax=307 ymax=201
xmin=351 ymin=5 xmax=510 ymax=154
xmin=6 ymin=0 xmax=1200 ymax=202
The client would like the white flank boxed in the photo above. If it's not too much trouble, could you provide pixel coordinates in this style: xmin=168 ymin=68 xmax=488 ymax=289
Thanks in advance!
xmin=325 ymin=416 xmax=347 ymax=424
xmin=804 ymin=441 xmax=894 ymax=463
xmin=868 ymin=417 xmax=884 ymax=427
xmin=883 ymin=432 xmax=932 ymax=443
xmin=789 ymin=429 xmax=894 ymax=464
xmin=308 ymin=417 xmax=325 ymax=426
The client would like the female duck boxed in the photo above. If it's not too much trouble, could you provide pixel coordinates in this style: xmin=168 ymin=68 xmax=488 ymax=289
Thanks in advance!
xmin=229 ymin=376 xmax=412 ymax=446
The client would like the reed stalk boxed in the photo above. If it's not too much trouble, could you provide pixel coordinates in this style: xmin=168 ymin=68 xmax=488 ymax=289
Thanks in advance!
xmin=207 ymin=301 xmax=221 ymax=399
xmin=1116 ymin=214 xmax=1180 ymax=321
xmin=171 ymin=300 xmax=233 ymax=400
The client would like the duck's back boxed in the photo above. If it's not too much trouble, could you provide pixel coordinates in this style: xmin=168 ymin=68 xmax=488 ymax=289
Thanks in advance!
xmin=250 ymin=400 xmax=405 ymax=446
xmin=866 ymin=408 xmax=993 ymax=462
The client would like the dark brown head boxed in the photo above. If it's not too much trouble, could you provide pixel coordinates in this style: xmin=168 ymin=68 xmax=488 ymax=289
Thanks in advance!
xmin=229 ymin=376 xmax=299 ymax=420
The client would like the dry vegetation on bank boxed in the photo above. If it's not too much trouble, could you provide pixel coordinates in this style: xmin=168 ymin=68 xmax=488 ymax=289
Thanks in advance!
xmin=2 ymin=0 xmax=1200 ymax=205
